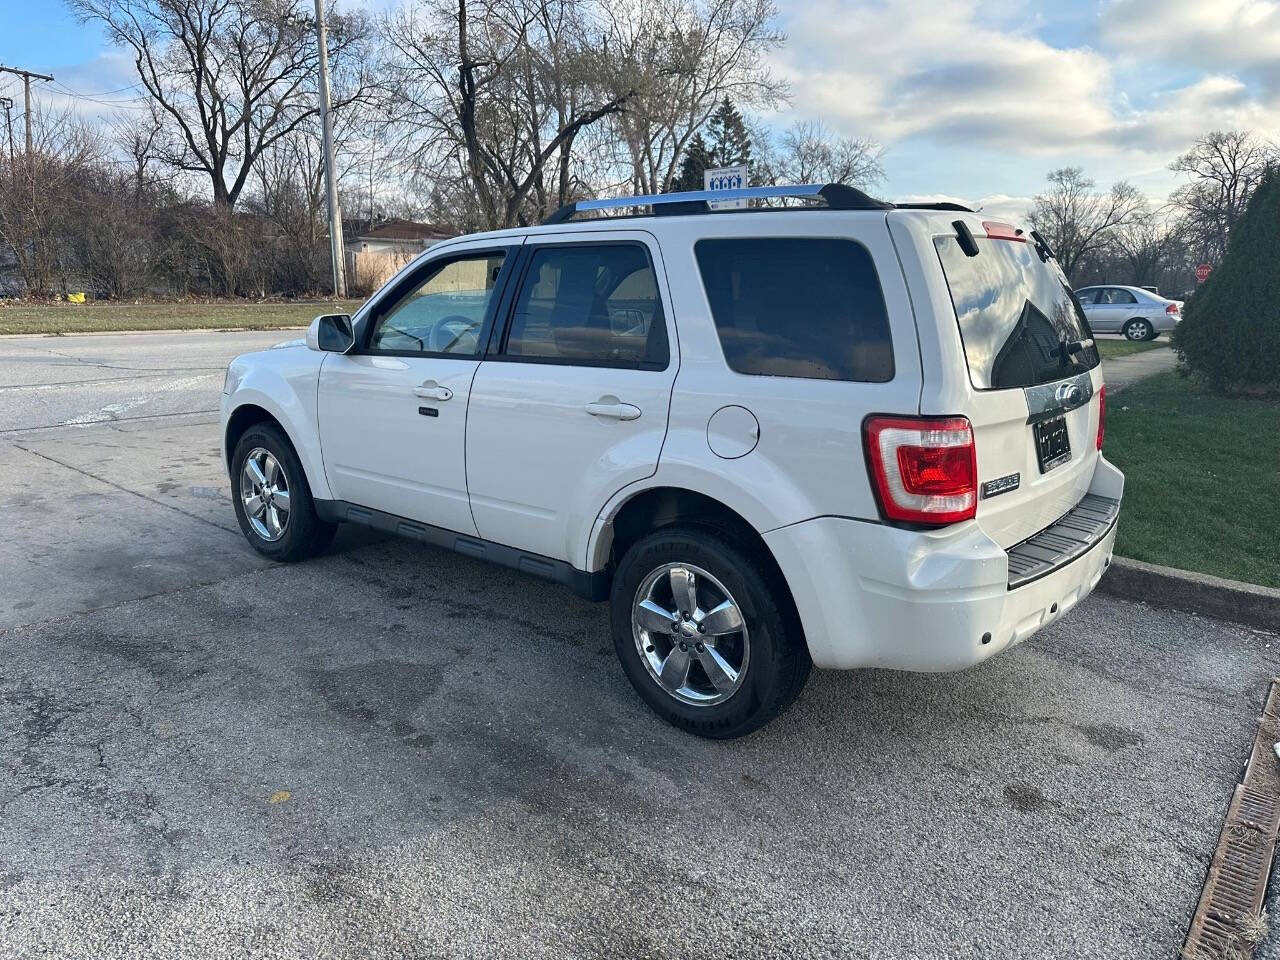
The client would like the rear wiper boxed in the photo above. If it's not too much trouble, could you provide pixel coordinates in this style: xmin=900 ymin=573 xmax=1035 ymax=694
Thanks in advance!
xmin=1029 ymin=230 xmax=1056 ymax=263
xmin=1056 ymin=337 xmax=1094 ymax=360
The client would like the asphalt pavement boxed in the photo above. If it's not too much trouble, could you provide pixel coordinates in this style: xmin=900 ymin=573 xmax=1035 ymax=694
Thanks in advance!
xmin=1 ymin=329 xmax=1276 ymax=959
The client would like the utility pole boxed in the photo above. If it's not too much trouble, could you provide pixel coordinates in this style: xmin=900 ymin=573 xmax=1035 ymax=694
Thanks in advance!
xmin=0 ymin=65 xmax=54 ymax=155
xmin=0 ymin=98 xmax=14 ymax=165
xmin=311 ymin=1 xmax=346 ymax=298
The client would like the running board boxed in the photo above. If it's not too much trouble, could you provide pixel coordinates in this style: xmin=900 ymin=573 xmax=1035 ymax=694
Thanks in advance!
xmin=314 ymin=499 xmax=610 ymax=601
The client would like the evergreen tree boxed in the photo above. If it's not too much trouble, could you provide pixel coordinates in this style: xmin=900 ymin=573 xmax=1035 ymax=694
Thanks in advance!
xmin=1174 ymin=165 xmax=1280 ymax=392
xmin=707 ymin=99 xmax=752 ymax=168
xmin=672 ymin=132 xmax=714 ymax=192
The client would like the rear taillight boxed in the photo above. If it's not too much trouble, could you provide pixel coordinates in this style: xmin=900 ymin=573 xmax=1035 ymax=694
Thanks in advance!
xmin=864 ymin=416 xmax=977 ymax=525
xmin=1096 ymin=385 xmax=1107 ymax=451
xmin=1166 ymin=303 xmax=1180 ymax=315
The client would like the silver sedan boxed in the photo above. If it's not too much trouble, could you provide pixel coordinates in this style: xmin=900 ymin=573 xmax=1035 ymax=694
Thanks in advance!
xmin=1074 ymin=285 xmax=1183 ymax=341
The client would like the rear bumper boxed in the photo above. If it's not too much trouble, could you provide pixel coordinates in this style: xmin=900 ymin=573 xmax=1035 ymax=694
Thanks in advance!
xmin=764 ymin=457 xmax=1124 ymax=671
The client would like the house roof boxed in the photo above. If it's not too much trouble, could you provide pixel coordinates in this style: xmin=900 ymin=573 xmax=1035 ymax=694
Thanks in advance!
xmin=343 ymin=218 xmax=455 ymax=243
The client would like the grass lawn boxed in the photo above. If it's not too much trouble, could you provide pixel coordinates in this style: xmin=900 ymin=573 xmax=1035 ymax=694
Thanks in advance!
xmin=1095 ymin=338 xmax=1166 ymax=359
xmin=1105 ymin=371 xmax=1280 ymax=587
xmin=0 ymin=299 xmax=366 ymax=336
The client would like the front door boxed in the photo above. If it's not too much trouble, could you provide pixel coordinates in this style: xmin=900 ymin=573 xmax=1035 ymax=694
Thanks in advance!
xmin=318 ymin=243 xmax=517 ymax=534
xmin=465 ymin=232 xmax=678 ymax=563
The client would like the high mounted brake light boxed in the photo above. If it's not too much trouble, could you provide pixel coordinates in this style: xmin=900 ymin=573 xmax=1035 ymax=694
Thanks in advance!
xmin=864 ymin=416 xmax=977 ymax=526
xmin=982 ymin=221 xmax=1025 ymax=242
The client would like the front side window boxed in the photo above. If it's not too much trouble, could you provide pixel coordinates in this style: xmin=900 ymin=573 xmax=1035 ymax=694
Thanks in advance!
xmin=694 ymin=237 xmax=894 ymax=382
xmin=503 ymin=243 xmax=668 ymax=368
xmin=369 ymin=253 xmax=506 ymax=355
xmin=934 ymin=235 xmax=1099 ymax=390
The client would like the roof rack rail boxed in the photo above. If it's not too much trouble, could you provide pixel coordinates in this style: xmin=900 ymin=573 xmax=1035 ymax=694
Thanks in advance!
xmin=542 ymin=183 xmax=893 ymax=224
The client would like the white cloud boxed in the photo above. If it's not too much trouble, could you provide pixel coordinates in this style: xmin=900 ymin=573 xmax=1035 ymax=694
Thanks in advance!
xmin=771 ymin=0 xmax=1120 ymax=151
xmin=1101 ymin=0 xmax=1280 ymax=92
xmin=766 ymin=0 xmax=1280 ymax=201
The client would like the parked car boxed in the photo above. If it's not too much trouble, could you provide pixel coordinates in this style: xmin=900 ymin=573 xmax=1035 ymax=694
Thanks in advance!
xmin=221 ymin=184 xmax=1122 ymax=738
xmin=1073 ymin=284 xmax=1183 ymax=340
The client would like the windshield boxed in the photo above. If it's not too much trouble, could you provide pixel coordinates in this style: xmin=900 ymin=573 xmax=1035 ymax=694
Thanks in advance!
xmin=934 ymin=234 xmax=1099 ymax=390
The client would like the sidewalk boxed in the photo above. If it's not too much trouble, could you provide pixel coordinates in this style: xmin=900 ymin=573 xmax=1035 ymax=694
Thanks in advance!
xmin=1100 ymin=345 xmax=1176 ymax=392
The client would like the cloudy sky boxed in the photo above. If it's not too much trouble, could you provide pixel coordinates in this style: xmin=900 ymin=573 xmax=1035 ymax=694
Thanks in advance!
xmin=2 ymin=0 xmax=1278 ymax=219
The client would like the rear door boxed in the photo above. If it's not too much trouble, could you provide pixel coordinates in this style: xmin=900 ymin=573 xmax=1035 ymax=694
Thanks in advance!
xmin=925 ymin=220 xmax=1104 ymax=548
xmin=464 ymin=231 xmax=678 ymax=562
xmin=1091 ymin=287 xmax=1138 ymax=332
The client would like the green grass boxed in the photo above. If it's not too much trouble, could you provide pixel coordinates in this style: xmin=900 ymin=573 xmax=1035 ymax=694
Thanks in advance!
xmin=0 ymin=299 xmax=366 ymax=336
xmin=1105 ymin=371 xmax=1280 ymax=587
xmin=1095 ymin=338 xmax=1166 ymax=359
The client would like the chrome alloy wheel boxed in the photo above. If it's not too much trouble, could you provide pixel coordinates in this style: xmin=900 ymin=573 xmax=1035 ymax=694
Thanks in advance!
xmin=240 ymin=447 xmax=291 ymax=542
xmin=631 ymin=563 xmax=750 ymax=706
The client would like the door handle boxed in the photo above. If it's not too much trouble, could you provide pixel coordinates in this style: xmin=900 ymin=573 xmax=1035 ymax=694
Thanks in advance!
xmin=585 ymin=397 xmax=641 ymax=421
xmin=413 ymin=381 xmax=453 ymax=401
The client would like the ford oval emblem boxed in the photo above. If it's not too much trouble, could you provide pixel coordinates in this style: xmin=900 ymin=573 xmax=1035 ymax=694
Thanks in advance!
xmin=1056 ymin=382 xmax=1084 ymax=406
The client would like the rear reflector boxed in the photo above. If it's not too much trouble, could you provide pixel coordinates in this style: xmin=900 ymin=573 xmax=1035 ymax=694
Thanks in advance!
xmin=982 ymin=221 xmax=1025 ymax=242
xmin=864 ymin=416 xmax=977 ymax=525
xmin=1096 ymin=385 xmax=1107 ymax=451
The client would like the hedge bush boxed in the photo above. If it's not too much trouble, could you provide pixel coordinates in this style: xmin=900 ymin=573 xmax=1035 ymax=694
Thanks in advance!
xmin=1174 ymin=167 xmax=1280 ymax=393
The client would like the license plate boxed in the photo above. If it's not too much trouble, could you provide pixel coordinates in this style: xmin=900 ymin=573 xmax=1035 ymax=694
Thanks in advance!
xmin=1034 ymin=415 xmax=1071 ymax=472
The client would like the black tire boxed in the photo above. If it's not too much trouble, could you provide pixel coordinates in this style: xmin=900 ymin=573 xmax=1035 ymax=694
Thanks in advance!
xmin=230 ymin=422 xmax=336 ymax=562
xmin=1123 ymin=318 xmax=1154 ymax=341
xmin=609 ymin=526 xmax=811 ymax=739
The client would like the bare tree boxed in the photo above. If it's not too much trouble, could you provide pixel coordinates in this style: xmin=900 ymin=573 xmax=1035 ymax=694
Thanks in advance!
xmin=754 ymin=119 xmax=883 ymax=189
xmin=380 ymin=0 xmax=636 ymax=229
xmin=69 ymin=0 xmax=370 ymax=210
xmin=0 ymin=106 xmax=104 ymax=296
xmin=605 ymin=0 xmax=785 ymax=195
xmin=1028 ymin=167 xmax=1145 ymax=279
xmin=1169 ymin=130 xmax=1276 ymax=263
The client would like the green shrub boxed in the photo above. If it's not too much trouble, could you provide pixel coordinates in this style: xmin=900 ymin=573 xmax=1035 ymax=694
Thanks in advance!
xmin=1174 ymin=167 xmax=1280 ymax=393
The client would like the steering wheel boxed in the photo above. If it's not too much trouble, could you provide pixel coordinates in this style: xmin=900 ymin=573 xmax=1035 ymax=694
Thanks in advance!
xmin=429 ymin=314 xmax=480 ymax=353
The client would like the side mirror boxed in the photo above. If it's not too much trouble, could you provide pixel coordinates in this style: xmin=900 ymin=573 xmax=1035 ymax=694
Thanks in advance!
xmin=307 ymin=314 xmax=354 ymax=354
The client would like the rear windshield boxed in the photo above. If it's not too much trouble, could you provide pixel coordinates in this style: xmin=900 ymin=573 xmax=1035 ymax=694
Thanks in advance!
xmin=933 ymin=235 xmax=1099 ymax=390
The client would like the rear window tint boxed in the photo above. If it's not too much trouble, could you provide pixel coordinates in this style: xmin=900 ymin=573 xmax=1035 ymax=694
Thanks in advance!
xmin=934 ymin=235 xmax=1099 ymax=390
xmin=694 ymin=238 xmax=893 ymax=382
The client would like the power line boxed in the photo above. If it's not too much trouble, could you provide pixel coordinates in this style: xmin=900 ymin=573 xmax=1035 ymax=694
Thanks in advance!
xmin=0 ymin=63 xmax=54 ymax=154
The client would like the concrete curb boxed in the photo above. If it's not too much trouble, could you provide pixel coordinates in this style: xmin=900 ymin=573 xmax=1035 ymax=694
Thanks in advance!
xmin=0 ymin=326 xmax=309 ymax=340
xmin=1099 ymin=556 xmax=1280 ymax=633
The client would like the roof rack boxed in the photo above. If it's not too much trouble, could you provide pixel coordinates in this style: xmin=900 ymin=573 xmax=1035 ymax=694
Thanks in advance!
xmin=542 ymin=183 xmax=894 ymax=224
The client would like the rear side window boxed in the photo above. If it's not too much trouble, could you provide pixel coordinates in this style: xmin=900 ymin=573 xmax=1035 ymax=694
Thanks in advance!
xmin=1074 ymin=288 xmax=1098 ymax=305
xmin=694 ymin=238 xmax=893 ymax=382
xmin=503 ymin=243 xmax=668 ymax=369
xmin=934 ymin=235 xmax=1100 ymax=390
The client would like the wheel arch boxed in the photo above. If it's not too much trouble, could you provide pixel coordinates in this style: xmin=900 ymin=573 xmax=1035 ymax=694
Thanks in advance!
xmin=222 ymin=392 xmax=331 ymax=500
xmin=594 ymin=486 xmax=803 ymax=641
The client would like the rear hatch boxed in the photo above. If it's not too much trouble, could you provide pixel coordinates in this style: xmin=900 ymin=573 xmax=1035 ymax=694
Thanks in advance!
xmin=929 ymin=221 xmax=1104 ymax=548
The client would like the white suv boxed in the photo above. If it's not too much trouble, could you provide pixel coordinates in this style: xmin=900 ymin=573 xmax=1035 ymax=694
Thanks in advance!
xmin=221 ymin=184 xmax=1122 ymax=738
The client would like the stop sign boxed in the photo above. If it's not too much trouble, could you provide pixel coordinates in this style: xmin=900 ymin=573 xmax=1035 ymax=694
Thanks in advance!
xmin=1196 ymin=263 xmax=1212 ymax=283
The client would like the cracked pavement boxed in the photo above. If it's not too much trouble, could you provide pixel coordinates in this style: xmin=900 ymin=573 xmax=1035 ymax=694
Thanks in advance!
xmin=1 ymin=330 xmax=1277 ymax=958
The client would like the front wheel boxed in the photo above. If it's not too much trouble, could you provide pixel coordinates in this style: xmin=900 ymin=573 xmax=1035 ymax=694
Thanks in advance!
xmin=231 ymin=422 xmax=336 ymax=562
xmin=609 ymin=527 xmax=811 ymax=738
xmin=1123 ymin=318 xmax=1154 ymax=341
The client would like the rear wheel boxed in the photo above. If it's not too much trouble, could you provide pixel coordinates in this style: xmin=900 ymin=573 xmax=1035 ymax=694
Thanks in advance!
xmin=1123 ymin=318 xmax=1154 ymax=341
xmin=609 ymin=527 xmax=810 ymax=738
xmin=231 ymin=422 xmax=335 ymax=562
